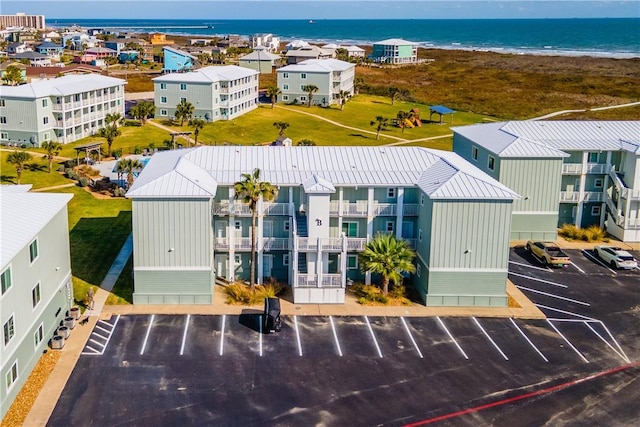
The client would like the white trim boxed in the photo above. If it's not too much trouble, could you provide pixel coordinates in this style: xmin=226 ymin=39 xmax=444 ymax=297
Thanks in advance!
xmin=1 ymin=264 xmax=12 ymax=296
xmin=3 ymin=313 xmax=15 ymax=347
xmin=5 ymin=359 xmax=18 ymax=391
xmin=29 ymin=237 xmax=39 ymax=264
xmin=34 ymin=322 xmax=44 ymax=349
xmin=428 ymin=267 xmax=508 ymax=272
xmin=31 ymin=281 xmax=41 ymax=309
xmin=135 ymin=266 xmax=212 ymax=271
xmin=512 ymin=211 xmax=559 ymax=215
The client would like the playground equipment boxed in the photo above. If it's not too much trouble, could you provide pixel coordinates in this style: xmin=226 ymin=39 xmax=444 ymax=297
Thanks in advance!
xmin=395 ymin=108 xmax=423 ymax=128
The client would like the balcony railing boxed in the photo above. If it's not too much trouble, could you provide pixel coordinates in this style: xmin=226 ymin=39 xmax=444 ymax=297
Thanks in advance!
xmin=212 ymin=201 xmax=290 ymax=216
xmin=296 ymin=274 xmax=343 ymax=288
xmin=263 ymin=203 xmax=290 ymax=215
xmin=585 ymin=163 xmax=608 ymax=174
xmin=372 ymin=203 xmax=397 ymax=216
xmin=297 ymin=237 xmax=344 ymax=252
xmin=346 ymin=238 xmax=367 ymax=251
xmin=403 ymin=204 xmax=419 ymax=216
xmin=583 ymin=192 xmax=604 ymax=202
xmin=262 ymin=237 xmax=289 ymax=250
xmin=559 ymin=191 xmax=580 ymax=202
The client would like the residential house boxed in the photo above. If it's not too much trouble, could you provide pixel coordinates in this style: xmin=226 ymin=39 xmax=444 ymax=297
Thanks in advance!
xmin=7 ymin=42 xmax=29 ymax=55
xmin=285 ymin=40 xmax=309 ymax=51
xmin=34 ymin=42 xmax=64 ymax=60
xmin=369 ymin=38 xmax=418 ymax=64
xmin=26 ymin=64 xmax=104 ymax=82
xmin=0 ymin=74 xmax=126 ymax=145
xmin=150 ymin=33 xmax=175 ymax=46
xmin=126 ymin=146 xmax=519 ymax=306
xmin=277 ymin=58 xmax=355 ymax=106
xmin=250 ymin=34 xmax=281 ymax=53
xmin=153 ymin=65 xmax=259 ymax=122
xmin=11 ymin=51 xmax=51 ymax=67
xmin=61 ymin=31 xmax=102 ymax=51
xmin=452 ymin=121 xmax=640 ymax=242
xmin=285 ymin=45 xmax=334 ymax=65
xmin=42 ymin=31 xmax=61 ymax=42
xmin=0 ymin=186 xmax=73 ymax=420
xmin=104 ymin=38 xmax=153 ymax=63
xmin=238 ymin=48 xmax=281 ymax=74
xmin=162 ymin=46 xmax=196 ymax=73
xmin=345 ymin=45 xmax=366 ymax=59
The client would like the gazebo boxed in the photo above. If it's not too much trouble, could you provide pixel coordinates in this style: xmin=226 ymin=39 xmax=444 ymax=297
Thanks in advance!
xmin=429 ymin=105 xmax=455 ymax=125
xmin=74 ymin=142 xmax=103 ymax=166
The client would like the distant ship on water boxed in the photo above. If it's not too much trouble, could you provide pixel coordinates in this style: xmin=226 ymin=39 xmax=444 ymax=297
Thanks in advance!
xmin=309 ymin=20 xmax=315 ymax=24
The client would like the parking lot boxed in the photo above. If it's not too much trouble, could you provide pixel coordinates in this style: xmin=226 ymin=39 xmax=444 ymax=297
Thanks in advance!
xmin=48 ymin=248 xmax=640 ymax=426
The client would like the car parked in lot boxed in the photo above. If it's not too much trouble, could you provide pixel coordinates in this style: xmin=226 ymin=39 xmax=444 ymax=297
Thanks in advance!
xmin=594 ymin=245 xmax=638 ymax=269
xmin=525 ymin=241 xmax=571 ymax=267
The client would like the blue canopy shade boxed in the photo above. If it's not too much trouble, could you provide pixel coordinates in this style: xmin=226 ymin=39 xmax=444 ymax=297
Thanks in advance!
xmin=429 ymin=105 xmax=455 ymax=115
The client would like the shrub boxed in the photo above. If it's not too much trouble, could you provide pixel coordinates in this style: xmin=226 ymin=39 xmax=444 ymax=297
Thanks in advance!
xmin=224 ymin=282 xmax=263 ymax=305
xmin=64 ymin=168 xmax=78 ymax=180
xmin=350 ymin=283 xmax=389 ymax=304
xmin=255 ymin=281 xmax=285 ymax=299
xmin=584 ymin=225 xmax=606 ymax=242
xmin=77 ymin=164 xmax=100 ymax=177
xmin=388 ymin=283 xmax=406 ymax=299
xmin=558 ymin=223 xmax=580 ymax=240
xmin=77 ymin=177 xmax=89 ymax=187
xmin=57 ymin=164 xmax=66 ymax=173
xmin=112 ymin=148 xmax=123 ymax=158
xmin=123 ymin=120 xmax=141 ymax=127
xmin=559 ymin=223 xmax=607 ymax=242
xmin=113 ymin=187 xmax=127 ymax=197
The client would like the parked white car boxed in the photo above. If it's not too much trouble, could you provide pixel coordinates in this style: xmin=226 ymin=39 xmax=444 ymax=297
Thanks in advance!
xmin=594 ymin=245 xmax=638 ymax=269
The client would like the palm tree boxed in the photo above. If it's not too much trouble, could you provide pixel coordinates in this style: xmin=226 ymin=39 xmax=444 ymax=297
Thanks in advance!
xmin=2 ymin=65 xmax=24 ymax=86
xmin=41 ymin=141 xmax=62 ymax=173
xmin=234 ymin=169 xmax=278 ymax=291
xmin=337 ymin=90 xmax=350 ymax=111
xmin=388 ymin=86 xmax=401 ymax=105
xmin=6 ymin=151 xmax=32 ymax=185
xmin=175 ymin=99 xmax=195 ymax=126
xmin=353 ymin=76 xmax=365 ymax=95
xmin=116 ymin=158 xmax=143 ymax=189
xmin=104 ymin=56 xmax=118 ymax=76
xmin=370 ymin=116 xmax=389 ymax=140
xmin=189 ymin=118 xmax=206 ymax=145
xmin=302 ymin=84 xmax=319 ymax=107
xmin=98 ymin=123 xmax=121 ymax=158
xmin=273 ymin=121 xmax=290 ymax=137
xmin=358 ymin=233 xmax=416 ymax=296
xmin=335 ymin=47 xmax=349 ymax=61
xmin=396 ymin=110 xmax=414 ymax=133
xmin=266 ymin=86 xmax=281 ymax=109
xmin=130 ymin=101 xmax=155 ymax=125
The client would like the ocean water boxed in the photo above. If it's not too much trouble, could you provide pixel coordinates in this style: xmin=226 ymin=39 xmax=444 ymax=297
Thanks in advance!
xmin=49 ymin=18 xmax=640 ymax=58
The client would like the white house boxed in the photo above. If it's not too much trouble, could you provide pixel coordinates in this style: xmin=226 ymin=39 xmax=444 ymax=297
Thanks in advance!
xmin=250 ymin=34 xmax=280 ymax=53
xmin=0 ymin=186 xmax=74 ymax=419
xmin=277 ymin=58 xmax=355 ymax=106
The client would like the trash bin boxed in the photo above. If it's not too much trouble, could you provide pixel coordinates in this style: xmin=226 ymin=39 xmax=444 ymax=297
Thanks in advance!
xmin=70 ymin=306 xmax=81 ymax=320
xmin=64 ymin=316 xmax=76 ymax=329
xmin=51 ymin=335 xmax=65 ymax=349
xmin=56 ymin=326 xmax=70 ymax=339
xmin=263 ymin=297 xmax=282 ymax=334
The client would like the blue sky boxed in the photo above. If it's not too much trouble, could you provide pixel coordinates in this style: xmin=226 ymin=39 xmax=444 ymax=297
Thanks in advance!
xmin=3 ymin=1 xmax=639 ymax=19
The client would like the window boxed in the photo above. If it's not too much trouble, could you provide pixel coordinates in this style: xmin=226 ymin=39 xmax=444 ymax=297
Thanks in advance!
xmin=43 ymin=117 xmax=49 ymax=125
xmin=282 ymin=95 xmax=289 ymax=101
xmin=592 ymin=206 xmax=601 ymax=216
xmin=32 ymin=283 xmax=41 ymax=308
xmin=282 ymin=84 xmax=289 ymax=90
xmin=180 ymin=97 xmax=187 ymax=102
xmin=300 ymin=96 xmax=307 ymax=102
xmin=588 ymin=152 xmax=598 ymax=163
xmin=180 ymin=83 xmax=187 ymax=91
xmin=472 ymin=146 xmax=478 ymax=161
xmin=160 ymin=96 xmax=167 ymax=103
xmin=420 ymin=194 xmax=425 ymax=206
xmin=416 ymin=264 xmax=421 ymax=277
xmin=488 ymin=155 xmax=495 ymax=171
xmin=0 ymin=99 xmax=5 ymax=107
xmin=594 ymin=178 xmax=603 ymax=188
xmin=234 ymin=254 xmax=242 ymax=265
xmin=5 ymin=361 xmax=18 ymax=391
xmin=347 ymin=255 xmax=358 ymax=269
xmin=43 ymin=132 xmax=50 ymax=141
xmin=29 ymin=239 xmax=39 ymax=263
xmin=282 ymin=72 xmax=289 ymax=78
xmin=386 ymin=221 xmax=394 ymax=232
xmin=300 ymin=73 xmax=307 ymax=79
xmin=284 ymin=221 xmax=290 ymax=232
xmin=34 ymin=324 xmax=44 ymax=348
xmin=0 ymin=132 xmax=7 ymax=140
xmin=0 ymin=267 xmax=10 ymax=295
xmin=234 ymin=221 xmax=241 ymax=230
xmin=387 ymin=188 xmax=396 ymax=199
xmin=4 ymin=316 xmax=15 ymax=346
xmin=159 ymin=109 xmax=167 ymax=116
xmin=418 ymin=229 xmax=423 ymax=242
xmin=160 ymin=83 xmax=167 ymax=90
xmin=342 ymin=222 xmax=358 ymax=237
xmin=283 ymin=254 xmax=290 ymax=266
xmin=42 ymin=99 xmax=48 ymax=107
xmin=0 ymin=117 xmax=6 ymax=124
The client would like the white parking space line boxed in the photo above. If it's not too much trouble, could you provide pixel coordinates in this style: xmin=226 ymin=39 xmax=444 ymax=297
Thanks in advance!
xmin=180 ymin=314 xmax=190 ymax=356
xmin=516 ymin=285 xmax=590 ymax=306
xmin=364 ymin=316 xmax=383 ymax=358
xmin=598 ymin=321 xmax=631 ymax=363
xmin=96 ymin=325 xmax=111 ymax=334
xmin=546 ymin=319 xmax=589 ymax=363
xmin=259 ymin=315 xmax=263 ymax=357
xmin=436 ymin=317 xmax=469 ymax=360
xmin=140 ymin=314 xmax=155 ymax=355
xmin=82 ymin=315 xmax=120 ymax=356
xmin=219 ymin=315 xmax=226 ymax=356
xmin=508 ymin=272 xmax=568 ymax=288
xmin=509 ymin=318 xmax=548 ymax=362
xmin=571 ymin=261 xmax=586 ymax=274
xmin=89 ymin=338 xmax=104 ymax=346
xmin=535 ymin=304 xmax=597 ymax=321
xmin=294 ymin=316 xmax=303 ymax=357
xmin=329 ymin=316 xmax=343 ymax=357
xmin=473 ymin=317 xmax=509 ymax=361
xmin=584 ymin=321 xmax=629 ymax=363
xmin=582 ymin=249 xmax=617 ymax=274
xmin=400 ymin=317 xmax=423 ymax=359
xmin=84 ymin=345 xmax=101 ymax=354
xmin=509 ymin=260 xmax=552 ymax=272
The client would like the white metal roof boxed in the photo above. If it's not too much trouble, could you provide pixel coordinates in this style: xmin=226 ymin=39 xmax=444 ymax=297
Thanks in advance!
xmin=0 ymin=74 xmax=126 ymax=99
xmin=239 ymin=50 xmax=281 ymax=61
xmin=302 ymin=174 xmax=336 ymax=193
xmin=278 ymin=58 xmax=354 ymax=73
xmin=453 ymin=121 xmax=640 ymax=156
xmin=0 ymin=188 xmax=73 ymax=268
xmin=127 ymin=146 xmax=519 ymax=201
xmin=152 ymin=65 xmax=258 ymax=84
xmin=373 ymin=38 xmax=417 ymax=46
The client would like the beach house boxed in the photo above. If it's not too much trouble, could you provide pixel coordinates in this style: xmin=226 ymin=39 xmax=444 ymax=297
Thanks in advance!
xmin=153 ymin=65 xmax=259 ymax=122
xmin=369 ymin=38 xmax=418 ymax=64
xmin=0 ymin=186 xmax=73 ymax=420
xmin=0 ymin=74 xmax=126 ymax=146
xmin=126 ymin=146 xmax=519 ymax=306
xmin=161 ymin=46 xmax=196 ymax=73
xmin=452 ymin=121 xmax=640 ymax=242
xmin=238 ymin=47 xmax=281 ymax=74
xmin=276 ymin=58 xmax=355 ymax=106
xmin=285 ymin=45 xmax=334 ymax=64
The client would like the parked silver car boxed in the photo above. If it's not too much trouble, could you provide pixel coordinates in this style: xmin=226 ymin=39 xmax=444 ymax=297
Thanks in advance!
xmin=594 ymin=245 xmax=638 ymax=269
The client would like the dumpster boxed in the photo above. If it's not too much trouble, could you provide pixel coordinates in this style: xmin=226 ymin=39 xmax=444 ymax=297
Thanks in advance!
xmin=263 ymin=297 xmax=282 ymax=334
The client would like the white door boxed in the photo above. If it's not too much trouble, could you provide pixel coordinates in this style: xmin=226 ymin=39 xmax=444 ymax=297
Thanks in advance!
xmin=402 ymin=221 xmax=414 ymax=239
xmin=215 ymin=254 xmax=228 ymax=278
xmin=263 ymin=255 xmax=273 ymax=278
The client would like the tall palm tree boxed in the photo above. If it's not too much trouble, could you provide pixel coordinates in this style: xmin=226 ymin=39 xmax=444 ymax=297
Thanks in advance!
xmin=98 ymin=123 xmax=121 ymax=158
xmin=302 ymin=84 xmax=319 ymax=107
xmin=130 ymin=101 xmax=155 ymax=125
xmin=273 ymin=121 xmax=290 ymax=137
xmin=234 ymin=169 xmax=278 ymax=291
xmin=388 ymin=86 xmax=401 ymax=105
xmin=2 ymin=65 xmax=24 ymax=86
xmin=6 ymin=151 xmax=32 ymax=185
xmin=266 ymin=86 xmax=281 ymax=109
xmin=396 ymin=110 xmax=414 ymax=133
xmin=353 ymin=76 xmax=365 ymax=95
xmin=175 ymin=99 xmax=195 ymax=126
xmin=41 ymin=141 xmax=62 ymax=173
xmin=116 ymin=158 xmax=143 ymax=189
xmin=189 ymin=118 xmax=206 ymax=145
xmin=370 ymin=116 xmax=389 ymax=140
xmin=358 ymin=233 xmax=416 ymax=296
xmin=337 ymin=90 xmax=350 ymax=111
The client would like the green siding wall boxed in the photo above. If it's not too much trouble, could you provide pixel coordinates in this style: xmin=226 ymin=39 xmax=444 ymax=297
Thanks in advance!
xmin=133 ymin=269 xmax=212 ymax=304
xmin=500 ymin=159 xmax=562 ymax=214
xmin=511 ymin=213 xmax=559 ymax=240
xmin=425 ymin=271 xmax=507 ymax=306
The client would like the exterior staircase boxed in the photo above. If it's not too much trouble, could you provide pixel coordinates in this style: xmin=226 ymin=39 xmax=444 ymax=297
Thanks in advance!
xmin=297 ymin=253 xmax=308 ymax=274
xmin=295 ymin=214 xmax=308 ymax=274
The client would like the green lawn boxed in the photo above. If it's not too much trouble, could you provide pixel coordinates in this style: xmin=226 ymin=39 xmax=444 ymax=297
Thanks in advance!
xmin=1 ymin=150 xmax=73 ymax=189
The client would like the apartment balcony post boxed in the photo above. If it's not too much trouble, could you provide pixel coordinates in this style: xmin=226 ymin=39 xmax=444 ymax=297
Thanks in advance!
xmin=341 ymin=232 xmax=347 ymax=287
xmin=227 ymin=189 xmax=236 ymax=282
xmin=365 ymin=187 xmax=374 ymax=285
xmin=395 ymin=187 xmax=404 ymax=239
xmin=576 ymin=152 xmax=589 ymax=227
xmin=257 ymin=197 xmax=264 ymax=285
xmin=316 ymin=237 xmax=323 ymax=287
